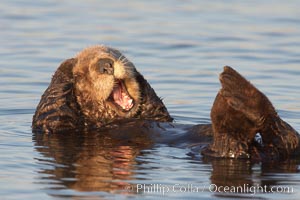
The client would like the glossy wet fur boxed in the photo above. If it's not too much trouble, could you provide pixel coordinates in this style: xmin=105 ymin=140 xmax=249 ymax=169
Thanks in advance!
xmin=32 ymin=46 xmax=172 ymax=133
xmin=32 ymin=46 xmax=300 ymax=161
xmin=205 ymin=66 xmax=300 ymax=160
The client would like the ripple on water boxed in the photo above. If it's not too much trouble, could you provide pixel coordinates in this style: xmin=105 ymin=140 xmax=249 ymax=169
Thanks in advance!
xmin=1 ymin=0 xmax=300 ymax=199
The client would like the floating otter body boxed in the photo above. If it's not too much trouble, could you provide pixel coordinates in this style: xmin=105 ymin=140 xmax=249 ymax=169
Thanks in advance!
xmin=32 ymin=45 xmax=300 ymax=160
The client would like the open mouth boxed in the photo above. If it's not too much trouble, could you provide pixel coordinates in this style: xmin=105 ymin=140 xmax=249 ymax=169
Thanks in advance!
xmin=110 ymin=80 xmax=134 ymax=111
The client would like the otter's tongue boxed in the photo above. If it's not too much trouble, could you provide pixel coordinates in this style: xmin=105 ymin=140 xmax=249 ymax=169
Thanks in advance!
xmin=112 ymin=81 xmax=133 ymax=111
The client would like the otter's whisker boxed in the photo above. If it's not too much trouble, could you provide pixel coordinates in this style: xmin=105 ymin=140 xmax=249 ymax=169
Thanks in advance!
xmin=117 ymin=55 xmax=125 ymax=62
xmin=121 ymin=57 xmax=129 ymax=66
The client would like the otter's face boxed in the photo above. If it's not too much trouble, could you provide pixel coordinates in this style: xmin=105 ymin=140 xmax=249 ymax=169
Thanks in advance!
xmin=73 ymin=45 xmax=141 ymax=116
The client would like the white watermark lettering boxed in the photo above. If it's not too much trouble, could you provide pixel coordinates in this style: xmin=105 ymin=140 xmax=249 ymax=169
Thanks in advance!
xmin=125 ymin=183 xmax=294 ymax=196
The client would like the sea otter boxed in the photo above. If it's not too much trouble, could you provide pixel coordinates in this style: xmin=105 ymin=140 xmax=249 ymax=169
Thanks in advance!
xmin=32 ymin=45 xmax=300 ymax=160
xmin=32 ymin=45 xmax=172 ymax=133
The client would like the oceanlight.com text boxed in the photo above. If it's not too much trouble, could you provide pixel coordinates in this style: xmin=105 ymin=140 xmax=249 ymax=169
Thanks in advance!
xmin=124 ymin=183 xmax=294 ymax=196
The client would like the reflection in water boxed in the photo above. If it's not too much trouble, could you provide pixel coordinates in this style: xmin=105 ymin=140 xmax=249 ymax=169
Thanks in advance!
xmin=33 ymin=122 xmax=155 ymax=193
xmin=33 ymin=121 xmax=213 ymax=196
xmin=204 ymin=158 xmax=299 ymax=198
xmin=33 ymin=121 xmax=299 ymax=198
xmin=1 ymin=0 xmax=300 ymax=199
xmin=207 ymin=159 xmax=253 ymax=187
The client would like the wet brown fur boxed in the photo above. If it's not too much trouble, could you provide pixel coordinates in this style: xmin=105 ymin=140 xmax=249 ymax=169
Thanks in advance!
xmin=32 ymin=45 xmax=172 ymax=133
xmin=204 ymin=66 xmax=300 ymax=160
xmin=32 ymin=46 xmax=300 ymax=160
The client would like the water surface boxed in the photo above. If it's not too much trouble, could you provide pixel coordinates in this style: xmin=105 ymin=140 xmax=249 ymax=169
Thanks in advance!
xmin=1 ymin=1 xmax=300 ymax=199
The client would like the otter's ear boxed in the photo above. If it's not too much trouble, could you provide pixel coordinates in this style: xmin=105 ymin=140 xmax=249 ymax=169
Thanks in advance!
xmin=51 ymin=58 xmax=78 ymax=84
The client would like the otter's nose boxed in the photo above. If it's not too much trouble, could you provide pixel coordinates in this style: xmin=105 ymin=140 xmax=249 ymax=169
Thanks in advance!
xmin=98 ymin=58 xmax=114 ymax=75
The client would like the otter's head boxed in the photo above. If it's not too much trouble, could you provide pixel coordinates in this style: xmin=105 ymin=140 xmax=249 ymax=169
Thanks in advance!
xmin=73 ymin=45 xmax=141 ymax=117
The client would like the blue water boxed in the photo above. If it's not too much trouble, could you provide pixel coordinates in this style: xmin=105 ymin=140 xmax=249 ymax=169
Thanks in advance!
xmin=1 ymin=1 xmax=300 ymax=199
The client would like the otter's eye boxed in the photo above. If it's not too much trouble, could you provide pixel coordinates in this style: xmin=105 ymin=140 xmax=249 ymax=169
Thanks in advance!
xmin=98 ymin=58 xmax=114 ymax=75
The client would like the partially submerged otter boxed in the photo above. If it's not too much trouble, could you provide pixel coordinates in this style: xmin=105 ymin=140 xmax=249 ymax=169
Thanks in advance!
xmin=32 ymin=45 xmax=172 ymax=133
xmin=32 ymin=45 xmax=300 ymax=160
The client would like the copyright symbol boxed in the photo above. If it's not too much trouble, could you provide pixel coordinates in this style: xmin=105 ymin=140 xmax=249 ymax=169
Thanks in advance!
xmin=124 ymin=185 xmax=133 ymax=191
